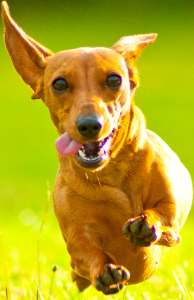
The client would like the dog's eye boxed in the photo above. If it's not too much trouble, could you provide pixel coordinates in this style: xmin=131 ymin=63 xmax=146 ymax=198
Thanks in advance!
xmin=106 ymin=75 xmax=122 ymax=89
xmin=52 ymin=78 xmax=68 ymax=93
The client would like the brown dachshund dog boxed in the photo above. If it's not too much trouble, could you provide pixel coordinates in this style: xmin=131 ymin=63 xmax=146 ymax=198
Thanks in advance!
xmin=2 ymin=1 xmax=193 ymax=295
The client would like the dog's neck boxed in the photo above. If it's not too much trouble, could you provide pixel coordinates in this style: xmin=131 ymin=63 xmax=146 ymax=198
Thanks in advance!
xmin=129 ymin=105 xmax=146 ymax=152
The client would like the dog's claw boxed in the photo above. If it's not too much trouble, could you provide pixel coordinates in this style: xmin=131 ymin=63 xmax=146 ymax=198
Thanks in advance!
xmin=96 ymin=264 xmax=130 ymax=295
xmin=123 ymin=215 xmax=158 ymax=247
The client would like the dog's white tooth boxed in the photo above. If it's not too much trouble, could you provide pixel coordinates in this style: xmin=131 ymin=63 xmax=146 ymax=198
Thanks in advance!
xmin=102 ymin=152 xmax=108 ymax=161
xmin=78 ymin=150 xmax=82 ymax=157
xmin=98 ymin=148 xmax=104 ymax=156
xmin=103 ymin=139 xmax=111 ymax=152
xmin=79 ymin=150 xmax=86 ymax=159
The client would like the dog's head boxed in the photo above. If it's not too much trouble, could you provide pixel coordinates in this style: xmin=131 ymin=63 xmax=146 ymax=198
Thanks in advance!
xmin=2 ymin=1 xmax=157 ymax=171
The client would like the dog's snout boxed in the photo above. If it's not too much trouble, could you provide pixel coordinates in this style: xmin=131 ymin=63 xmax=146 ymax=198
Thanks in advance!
xmin=76 ymin=115 xmax=103 ymax=139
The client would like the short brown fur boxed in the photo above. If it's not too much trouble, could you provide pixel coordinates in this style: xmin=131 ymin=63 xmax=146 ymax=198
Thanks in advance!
xmin=2 ymin=1 xmax=192 ymax=295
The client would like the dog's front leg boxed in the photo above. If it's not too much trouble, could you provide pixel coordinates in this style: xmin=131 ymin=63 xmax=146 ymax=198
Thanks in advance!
xmin=123 ymin=202 xmax=180 ymax=248
xmin=67 ymin=234 xmax=129 ymax=294
xmin=54 ymin=180 xmax=130 ymax=294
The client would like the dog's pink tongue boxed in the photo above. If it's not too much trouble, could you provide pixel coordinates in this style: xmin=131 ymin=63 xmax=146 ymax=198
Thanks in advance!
xmin=55 ymin=132 xmax=83 ymax=156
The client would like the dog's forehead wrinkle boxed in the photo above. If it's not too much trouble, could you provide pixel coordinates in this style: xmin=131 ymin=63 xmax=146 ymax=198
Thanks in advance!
xmin=48 ymin=47 xmax=126 ymax=73
xmin=80 ymin=48 xmax=127 ymax=74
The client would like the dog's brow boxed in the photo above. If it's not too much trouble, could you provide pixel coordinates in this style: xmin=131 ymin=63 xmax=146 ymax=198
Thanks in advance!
xmin=81 ymin=53 xmax=125 ymax=76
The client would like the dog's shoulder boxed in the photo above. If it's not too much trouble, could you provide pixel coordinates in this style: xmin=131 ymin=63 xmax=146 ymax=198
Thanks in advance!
xmin=145 ymin=130 xmax=191 ymax=182
xmin=146 ymin=130 xmax=179 ymax=161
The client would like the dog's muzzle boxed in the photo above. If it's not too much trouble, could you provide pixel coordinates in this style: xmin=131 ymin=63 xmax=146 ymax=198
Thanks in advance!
xmin=75 ymin=114 xmax=113 ymax=169
xmin=55 ymin=114 xmax=114 ymax=170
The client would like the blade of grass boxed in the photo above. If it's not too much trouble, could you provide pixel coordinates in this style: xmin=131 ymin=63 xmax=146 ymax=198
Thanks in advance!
xmin=172 ymin=270 xmax=186 ymax=297
xmin=37 ymin=288 xmax=45 ymax=300
xmin=37 ymin=182 xmax=51 ymax=290
xmin=0 ymin=232 xmax=10 ymax=299
xmin=48 ymin=265 xmax=58 ymax=300
xmin=182 ymin=281 xmax=191 ymax=300
xmin=123 ymin=286 xmax=128 ymax=299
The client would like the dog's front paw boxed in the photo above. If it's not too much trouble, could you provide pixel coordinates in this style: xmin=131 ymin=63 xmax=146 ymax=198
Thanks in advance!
xmin=123 ymin=215 xmax=158 ymax=247
xmin=95 ymin=264 xmax=130 ymax=295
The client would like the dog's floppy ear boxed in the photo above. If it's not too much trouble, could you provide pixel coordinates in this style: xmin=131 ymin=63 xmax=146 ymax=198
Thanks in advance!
xmin=112 ymin=34 xmax=157 ymax=92
xmin=1 ymin=1 xmax=54 ymax=100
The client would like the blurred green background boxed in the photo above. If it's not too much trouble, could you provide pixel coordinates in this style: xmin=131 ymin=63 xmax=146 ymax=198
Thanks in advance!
xmin=0 ymin=0 xmax=193 ymax=295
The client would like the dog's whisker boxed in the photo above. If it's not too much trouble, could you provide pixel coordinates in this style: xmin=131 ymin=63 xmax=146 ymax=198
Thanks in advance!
xmin=110 ymin=160 xmax=118 ymax=165
xmin=118 ymin=122 xmax=126 ymax=129
xmin=96 ymin=174 xmax=101 ymax=186
xmin=85 ymin=173 xmax=89 ymax=180
xmin=113 ymin=132 xmax=119 ymax=138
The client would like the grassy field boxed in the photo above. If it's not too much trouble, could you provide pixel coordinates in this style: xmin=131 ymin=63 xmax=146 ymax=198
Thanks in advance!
xmin=0 ymin=0 xmax=194 ymax=299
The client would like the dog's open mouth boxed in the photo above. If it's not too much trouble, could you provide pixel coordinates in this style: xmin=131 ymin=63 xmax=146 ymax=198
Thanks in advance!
xmin=76 ymin=131 xmax=114 ymax=168
xmin=55 ymin=130 xmax=114 ymax=169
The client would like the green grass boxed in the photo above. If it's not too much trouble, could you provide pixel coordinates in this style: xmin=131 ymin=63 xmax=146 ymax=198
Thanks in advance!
xmin=0 ymin=0 xmax=194 ymax=299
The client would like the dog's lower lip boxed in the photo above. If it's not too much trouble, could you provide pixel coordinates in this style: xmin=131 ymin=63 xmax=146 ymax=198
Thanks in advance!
xmin=75 ymin=130 xmax=114 ymax=169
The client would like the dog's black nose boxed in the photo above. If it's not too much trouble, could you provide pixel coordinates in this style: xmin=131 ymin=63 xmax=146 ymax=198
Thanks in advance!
xmin=76 ymin=115 xmax=103 ymax=139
